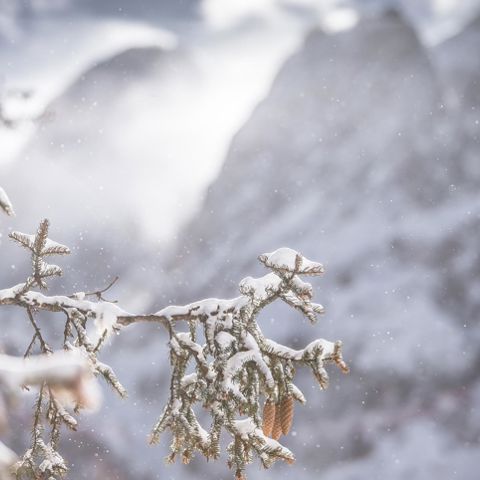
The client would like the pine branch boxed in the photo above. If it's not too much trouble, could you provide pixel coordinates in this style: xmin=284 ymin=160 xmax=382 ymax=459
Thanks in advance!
xmin=0 ymin=219 xmax=349 ymax=480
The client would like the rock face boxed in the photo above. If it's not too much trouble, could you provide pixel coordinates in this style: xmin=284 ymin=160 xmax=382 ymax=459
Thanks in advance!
xmin=158 ymin=11 xmax=480 ymax=480
xmin=2 ymin=44 xmax=185 ymax=230
xmin=0 ymin=45 xmax=199 ymax=294
xmin=433 ymin=14 xmax=480 ymax=178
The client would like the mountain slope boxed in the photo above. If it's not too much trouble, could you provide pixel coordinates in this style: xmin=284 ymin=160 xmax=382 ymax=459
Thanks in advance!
xmin=157 ymin=11 xmax=480 ymax=479
xmin=434 ymin=13 xmax=480 ymax=154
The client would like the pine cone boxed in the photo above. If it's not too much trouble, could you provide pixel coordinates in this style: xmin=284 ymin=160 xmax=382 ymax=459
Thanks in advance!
xmin=280 ymin=395 xmax=294 ymax=435
xmin=262 ymin=400 xmax=275 ymax=437
xmin=271 ymin=403 xmax=283 ymax=440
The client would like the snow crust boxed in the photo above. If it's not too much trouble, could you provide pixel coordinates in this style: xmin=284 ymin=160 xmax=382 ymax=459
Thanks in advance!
xmin=259 ymin=248 xmax=325 ymax=275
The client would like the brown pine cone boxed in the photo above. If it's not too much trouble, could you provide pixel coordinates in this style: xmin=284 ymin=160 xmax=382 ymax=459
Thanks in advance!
xmin=271 ymin=403 xmax=283 ymax=440
xmin=262 ymin=400 xmax=275 ymax=437
xmin=280 ymin=395 xmax=294 ymax=435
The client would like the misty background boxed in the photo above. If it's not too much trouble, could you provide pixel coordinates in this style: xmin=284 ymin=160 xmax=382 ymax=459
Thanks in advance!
xmin=1 ymin=0 xmax=480 ymax=479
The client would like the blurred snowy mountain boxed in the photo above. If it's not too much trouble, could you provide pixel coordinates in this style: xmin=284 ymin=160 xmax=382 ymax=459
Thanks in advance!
xmin=0 ymin=5 xmax=309 ymax=245
xmin=155 ymin=10 xmax=480 ymax=480
xmin=1 ymin=2 xmax=480 ymax=480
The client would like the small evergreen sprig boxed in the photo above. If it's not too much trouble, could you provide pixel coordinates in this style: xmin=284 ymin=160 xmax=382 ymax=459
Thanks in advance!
xmin=10 ymin=219 xmax=70 ymax=291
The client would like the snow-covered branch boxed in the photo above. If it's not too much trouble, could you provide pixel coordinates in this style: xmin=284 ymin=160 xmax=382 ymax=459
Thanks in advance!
xmin=0 ymin=219 xmax=349 ymax=480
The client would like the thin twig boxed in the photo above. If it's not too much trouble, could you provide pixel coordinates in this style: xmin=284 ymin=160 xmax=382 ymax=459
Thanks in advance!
xmin=26 ymin=306 xmax=52 ymax=354
xmin=24 ymin=333 xmax=38 ymax=358
xmin=80 ymin=275 xmax=119 ymax=302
